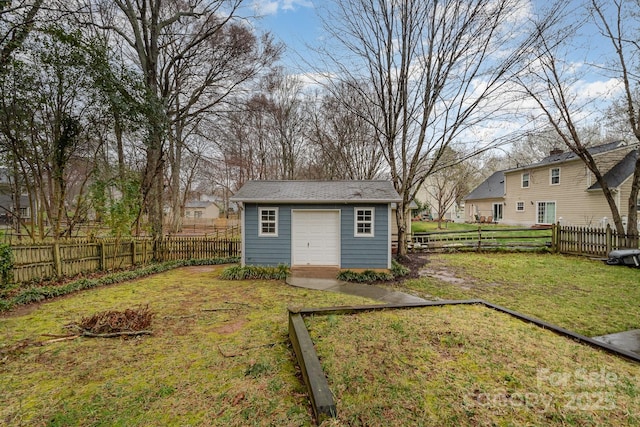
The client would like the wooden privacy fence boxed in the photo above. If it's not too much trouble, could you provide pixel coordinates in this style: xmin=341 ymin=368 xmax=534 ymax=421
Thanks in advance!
xmin=553 ymin=224 xmax=639 ymax=257
xmin=10 ymin=236 xmax=240 ymax=285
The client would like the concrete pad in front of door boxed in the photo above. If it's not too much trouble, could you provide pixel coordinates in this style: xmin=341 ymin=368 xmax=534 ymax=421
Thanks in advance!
xmin=592 ymin=329 xmax=640 ymax=355
xmin=286 ymin=268 xmax=428 ymax=304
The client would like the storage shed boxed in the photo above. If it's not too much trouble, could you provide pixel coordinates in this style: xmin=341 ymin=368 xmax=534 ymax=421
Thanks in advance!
xmin=230 ymin=180 xmax=401 ymax=270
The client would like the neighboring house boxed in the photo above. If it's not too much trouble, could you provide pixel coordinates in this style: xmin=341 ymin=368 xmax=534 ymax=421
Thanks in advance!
xmin=0 ymin=194 xmax=31 ymax=225
xmin=183 ymin=200 xmax=220 ymax=220
xmin=230 ymin=180 xmax=401 ymax=270
xmin=463 ymin=171 xmax=505 ymax=223
xmin=0 ymin=168 xmax=32 ymax=224
xmin=463 ymin=140 xmax=640 ymax=227
xmin=415 ymin=177 xmax=464 ymax=222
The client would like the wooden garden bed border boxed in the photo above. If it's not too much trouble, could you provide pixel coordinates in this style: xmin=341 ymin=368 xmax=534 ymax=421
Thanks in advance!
xmin=288 ymin=299 xmax=640 ymax=424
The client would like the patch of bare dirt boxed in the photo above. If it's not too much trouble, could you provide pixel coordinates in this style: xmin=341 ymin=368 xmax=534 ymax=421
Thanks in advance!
xmin=415 ymin=256 xmax=461 ymax=281
xmin=180 ymin=265 xmax=223 ymax=275
xmin=421 ymin=269 xmax=466 ymax=284
xmin=215 ymin=318 xmax=247 ymax=335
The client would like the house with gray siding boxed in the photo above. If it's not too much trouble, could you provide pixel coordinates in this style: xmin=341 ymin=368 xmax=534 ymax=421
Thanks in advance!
xmin=230 ymin=180 xmax=401 ymax=270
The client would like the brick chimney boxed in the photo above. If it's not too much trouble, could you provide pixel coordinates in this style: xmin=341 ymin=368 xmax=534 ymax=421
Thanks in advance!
xmin=549 ymin=147 xmax=563 ymax=156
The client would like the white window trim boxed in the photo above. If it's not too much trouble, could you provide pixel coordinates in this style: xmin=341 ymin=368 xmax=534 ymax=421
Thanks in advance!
xmin=258 ymin=207 xmax=278 ymax=237
xmin=550 ymin=167 xmax=560 ymax=185
xmin=354 ymin=207 xmax=375 ymax=237
xmin=516 ymin=201 xmax=525 ymax=212
xmin=492 ymin=202 xmax=503 ymax=221
xmin=18 ymin=207 xmax=30 ymax=218
xmin=521 ymin=172 xmax=530 ymax=188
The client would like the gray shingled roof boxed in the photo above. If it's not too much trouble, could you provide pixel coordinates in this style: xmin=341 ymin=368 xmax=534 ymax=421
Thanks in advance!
xmin=588 ymin=150 xmax=637 ymax=191
xmin=185 ymin=201 xmax=217 ymax=209
xmin=463 ymin=171 xmax=505 ymax=201
xmin=230 ymin=180 xmax=401 ymax=203
xmin=507 ymin=140 xmax=629 ymax=172
xmin=0 ymin=194 xmax=29 ymax=211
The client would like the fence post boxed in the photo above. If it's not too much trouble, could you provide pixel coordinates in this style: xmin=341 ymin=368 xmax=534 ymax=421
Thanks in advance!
xmin=606 ymin=224 xmax=612 ymax=255
xmin=52 ymin=242 xmax=62 ymax=277
xmin=99 ymin=241 xmax=105 ymax=271
xmin=578 ymin=227 xmax=583 ymax=255
xmin=131 ymin=240 xmax=137 ymax=266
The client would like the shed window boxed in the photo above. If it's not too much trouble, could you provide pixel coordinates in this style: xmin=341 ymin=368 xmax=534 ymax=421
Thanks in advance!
xmin=355 ymin=208 xmax=374 ymax=237
xmin=550 ymin=168 xmax=560 ymax=185
xmin=522 ymin=172 xmax=530 ymax=188
xmin=516 ymin=201 xmax=525 ymax=212
xmin=259 ymin=208 xmax=278 ymax=236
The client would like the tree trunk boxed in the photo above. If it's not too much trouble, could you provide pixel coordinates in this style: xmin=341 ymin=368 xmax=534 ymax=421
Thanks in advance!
xmin=395 ymin=202 xmax=408 ymax=260
xmin=143 ymin=140 xmax=164 ymax=242
xmin=626 ymin=150 xmax=640 ymax=247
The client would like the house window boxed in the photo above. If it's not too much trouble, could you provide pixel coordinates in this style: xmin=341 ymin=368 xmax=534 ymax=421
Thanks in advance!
xmin=516 ymin=201 xmax=525 ymax=212
xmin=550 ymin=168 xmax=560 ymax=185
xmin=194 ymin=211 xmax=202 ymax=219
xmin=355 ymin=208 xmax=374 ymax=237
xmin=537 ymin=201 xmax=556 ymax=224
xmin=259 ymin=208 xmax=278 ymax=236
xmin=18 ymin=207 xmax=29 ymax=218
xmin=522 ymin=172 xmax=530 ymax=188
xmin=185 ymin=210 xmax=191 ymax=218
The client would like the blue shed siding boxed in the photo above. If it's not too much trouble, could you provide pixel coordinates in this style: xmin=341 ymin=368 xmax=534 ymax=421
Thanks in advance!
xmin=340 ymin=204 xmax=389 ymax=269
xmin=243 ymin=204 xmax=291 ymax=265
xmin=242 ymin=203 xmax=390 ymax=269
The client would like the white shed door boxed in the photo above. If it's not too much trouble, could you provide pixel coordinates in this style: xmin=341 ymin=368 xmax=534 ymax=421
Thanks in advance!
xmin=292 ymin=211 xmax=340 ymax=266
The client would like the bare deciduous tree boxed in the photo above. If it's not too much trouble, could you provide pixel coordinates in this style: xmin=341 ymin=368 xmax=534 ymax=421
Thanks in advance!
xmin=421 ymin=147 xmax=475 ymax=228
xmin=517 ymin=0 xmax=640 ymax=239
xmin=306 ymin=82 xmax=384 ymax=180
xmin=161 ymin=15 xmax=280 ymax=233
xmin=318 ymin=0 xmax=551 ymax=257
xmin=91 ymin=0 xmax=245 ymax=240
xmin=591 ymin=0 xmax=640 ymax=240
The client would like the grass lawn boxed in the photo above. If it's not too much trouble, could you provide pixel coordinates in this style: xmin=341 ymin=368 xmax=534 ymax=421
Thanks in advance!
xmin=396 ymin=252 xmax=640 ymax=337
xmin=0 ymin=265 xmax=374 ymax=426
xmin=309 ymin=305 xmax=640 ymax=426
xmin=2 ymin=256 xmax=639 ymax=426
xmin=411 ymin=221 xmax=515 ymax=233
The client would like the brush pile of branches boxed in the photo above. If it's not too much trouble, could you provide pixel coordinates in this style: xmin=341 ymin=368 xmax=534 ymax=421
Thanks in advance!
xmin=71 ymin=305 xmax=153 ymax=337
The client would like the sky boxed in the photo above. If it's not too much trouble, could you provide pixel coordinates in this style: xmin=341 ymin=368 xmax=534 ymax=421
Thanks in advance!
xmin=250 ymin=0 xmax=621 ymax=87
xmin=250 ymin=1 xmax=602 ymax=67
xmin=248 ymin=0 xmax=627 ymax=145
xmin=251 ymin=0 xmax=321 ymax=73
